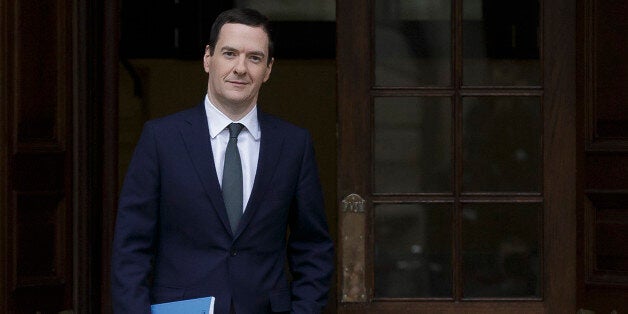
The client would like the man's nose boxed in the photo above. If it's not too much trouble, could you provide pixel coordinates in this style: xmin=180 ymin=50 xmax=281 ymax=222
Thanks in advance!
xmin=233 ymin=56 xmax=247 ymax=75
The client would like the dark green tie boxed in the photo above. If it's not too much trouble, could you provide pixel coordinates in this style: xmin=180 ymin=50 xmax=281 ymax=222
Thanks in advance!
xmin=222 ymin=123 xmax=244 ymax=233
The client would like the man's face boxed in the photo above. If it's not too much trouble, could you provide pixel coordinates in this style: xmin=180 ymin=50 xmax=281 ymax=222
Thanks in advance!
xmin=203 ymin=23 xmax=273 ymax=112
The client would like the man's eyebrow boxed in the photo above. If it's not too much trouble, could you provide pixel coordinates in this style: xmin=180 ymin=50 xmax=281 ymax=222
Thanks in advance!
xmin=220 ymin=46 xmax=266 ymax=58
xmin=248 ymin=50 xmax=266 ymax=58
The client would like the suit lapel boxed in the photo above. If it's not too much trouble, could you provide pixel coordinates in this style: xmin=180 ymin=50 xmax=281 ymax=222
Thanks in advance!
xmin=235 ymin=111 xmax=284 ymax=239
xmin=179 ymin=103 xmax=232 ymax=234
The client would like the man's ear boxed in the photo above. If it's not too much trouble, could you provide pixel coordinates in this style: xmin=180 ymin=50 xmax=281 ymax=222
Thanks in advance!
xmin=203 ymin=45 xmax=211 ymax=73
xmin=263 ymin=57 xmax=274 ymax=82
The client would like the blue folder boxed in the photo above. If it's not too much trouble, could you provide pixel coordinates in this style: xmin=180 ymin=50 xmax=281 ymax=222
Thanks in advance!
xmin=151 ymin=296 xmax=215 ymax=314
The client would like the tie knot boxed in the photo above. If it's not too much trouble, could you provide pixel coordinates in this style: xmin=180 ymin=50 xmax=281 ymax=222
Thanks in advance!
xmin=227 ymin=123 xmax=244 ymax=139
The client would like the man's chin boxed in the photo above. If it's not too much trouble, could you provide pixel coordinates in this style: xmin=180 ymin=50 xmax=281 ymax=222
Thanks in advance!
xmin=223 ymin=92 xmax=251 ymax=102
xmin=221 ymin=95 xmax=254 ymax=108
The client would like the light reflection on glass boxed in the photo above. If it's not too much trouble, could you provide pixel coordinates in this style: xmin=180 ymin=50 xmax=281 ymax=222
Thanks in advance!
xmin=463 ymin=97 xmax=541 ymax=192
xmin=462 ymin=203 xmax=541 ymax=298
xmin=375 ymin=203 xmax=452 ymax=298
xmin=375 ymin=0 xmax=451 ymax=86
xmin=463 ymin=0 xmax=540 ymax=86
xmin=374 ymin=97 xmax=452 ymax=193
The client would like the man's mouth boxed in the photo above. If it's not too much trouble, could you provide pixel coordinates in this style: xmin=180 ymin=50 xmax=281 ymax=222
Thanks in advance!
xmin=227 ymin=80 xmax=248 ymax=86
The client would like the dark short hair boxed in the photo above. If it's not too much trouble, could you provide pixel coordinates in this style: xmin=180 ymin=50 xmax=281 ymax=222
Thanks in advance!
xmin=207 ymin=8 xmax=274 ymax=65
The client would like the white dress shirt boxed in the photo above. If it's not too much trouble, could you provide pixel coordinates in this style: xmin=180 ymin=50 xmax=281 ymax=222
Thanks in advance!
xmin=204 ymin=95 xmax=260 ymax=212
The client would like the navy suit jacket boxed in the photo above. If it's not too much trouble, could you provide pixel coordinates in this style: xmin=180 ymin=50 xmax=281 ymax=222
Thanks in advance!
xmin=111 ymin=103 xmax=334 ymax=314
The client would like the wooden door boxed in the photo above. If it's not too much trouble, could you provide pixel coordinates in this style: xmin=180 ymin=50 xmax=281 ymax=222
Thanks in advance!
xmin=0 ymin=0 xmax=118 ymax=312
xmin=336 ymin=0 xmax=576 ymax=312
xmin=0 ymin=1 xmax=75 ymax=312
xmin=577 ymin=0 xmax=628 ymax=312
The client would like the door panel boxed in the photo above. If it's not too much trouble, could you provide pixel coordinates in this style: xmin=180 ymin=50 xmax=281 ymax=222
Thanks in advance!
xmin=374 ymin=203 xmax=453 ymax=298
xmin=462 ymin=97 xmax=541 ymax=192
xmin=578 ymin=0 xmax=628 ymax=312
xmin=1 ymin=0 xmax=74 ymax=312
xmin=373 ymin=97 xmax=452 ymax=193
xmin=462 ymin=0 xmax=540 ymax=86
xmin=374 ymin=0 xmax=451 ymax=86
xmin=1 ymin=0 xmax=116 ymax=312
xmin=337 ymin=0 xmax=576 ymax=312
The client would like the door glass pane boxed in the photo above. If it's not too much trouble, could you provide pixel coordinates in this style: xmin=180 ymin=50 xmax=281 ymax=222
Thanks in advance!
xmin=374 ymin=97 xmax=452 ymax=193
xmin=463 ymin=97 xmax=541 ymax=192
xmin=463 ymin=0 xmax=540 ymax=86
xmin=375 ymin=0 xmax=451 ymax=86
xmin=462 ymin=203 xmax=541 ymax=298
xmin=375 ymin=203 xmax=453 ymax=298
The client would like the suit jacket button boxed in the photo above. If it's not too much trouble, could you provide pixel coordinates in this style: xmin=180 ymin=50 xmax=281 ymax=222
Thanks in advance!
xmin=230 ymin=248 xmax=238 ymax=256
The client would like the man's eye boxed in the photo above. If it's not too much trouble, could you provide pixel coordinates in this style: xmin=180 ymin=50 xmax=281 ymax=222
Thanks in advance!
xmin=223 ymin=51 xmax=236 ymax=57
xmin=250 ymin=56 xmax=262 ymax=63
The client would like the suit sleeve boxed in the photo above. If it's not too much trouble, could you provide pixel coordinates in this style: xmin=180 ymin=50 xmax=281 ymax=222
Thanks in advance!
xmin=111 ymin=122 xmax=161 ymax=314
xmin=288 ymin=132 xmax=335 ymax=314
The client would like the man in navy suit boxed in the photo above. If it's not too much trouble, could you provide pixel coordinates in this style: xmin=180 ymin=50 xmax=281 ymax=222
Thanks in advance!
xmin=111 ymin=8 xmax=334 ymax=313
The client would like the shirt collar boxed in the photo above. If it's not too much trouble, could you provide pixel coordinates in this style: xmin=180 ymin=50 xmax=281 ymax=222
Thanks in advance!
xmin=205 ymin=95 xmax=260 ymax=140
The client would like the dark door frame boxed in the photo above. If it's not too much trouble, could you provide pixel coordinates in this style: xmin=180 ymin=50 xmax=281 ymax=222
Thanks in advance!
xmin=74 ymin=0 xmax=119 ymax=312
